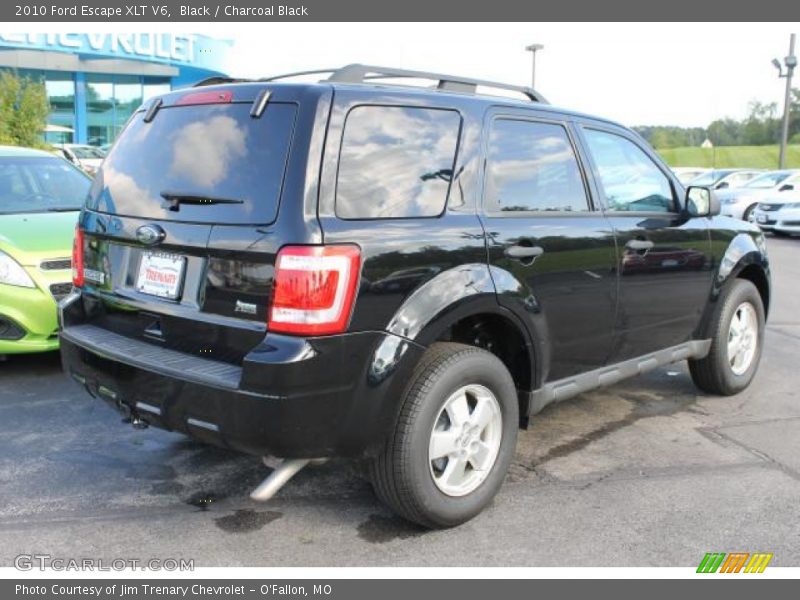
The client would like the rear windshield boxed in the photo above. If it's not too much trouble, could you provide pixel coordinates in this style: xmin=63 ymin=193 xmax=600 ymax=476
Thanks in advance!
xmin=70 ymin=146 xmax=105 ymax=159
xmin=86 ymin=101 xmax=297 ymax=225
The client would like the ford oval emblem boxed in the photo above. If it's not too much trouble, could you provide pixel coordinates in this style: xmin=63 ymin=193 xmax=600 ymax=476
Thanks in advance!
xmin=136 ymin=224 xmax=165 ymax=246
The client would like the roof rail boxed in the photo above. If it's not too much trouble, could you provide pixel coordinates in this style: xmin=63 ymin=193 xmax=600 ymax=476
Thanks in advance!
xmin=194 ymin=65 xmax=548 ymax=103
xmin=327 ymin=64 xmax=547 ymax=103
xmin=259 ymin=68 xmax=341 ymax=82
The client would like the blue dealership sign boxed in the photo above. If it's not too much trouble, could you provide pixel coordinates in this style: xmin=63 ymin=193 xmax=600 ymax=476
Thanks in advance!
xmin=0 ymin=33 xmax=230 ymax=73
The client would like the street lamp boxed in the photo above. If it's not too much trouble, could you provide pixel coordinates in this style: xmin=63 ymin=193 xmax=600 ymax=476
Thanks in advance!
xmin=772 ymin=34 xmax=797 ymax=169
xmin=525 ymin=43 xmax=544 ymax=89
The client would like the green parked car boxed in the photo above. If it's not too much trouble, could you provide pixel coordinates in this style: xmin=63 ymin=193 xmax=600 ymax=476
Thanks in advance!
xmin=0 ymin=146 xmax=91 ymax=357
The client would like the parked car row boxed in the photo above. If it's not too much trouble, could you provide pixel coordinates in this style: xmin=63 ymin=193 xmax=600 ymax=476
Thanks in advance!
xmin=673 ymin=166 xmax=800 ymax=235
xmin=672 ymin=167 xmax=764 ymax=189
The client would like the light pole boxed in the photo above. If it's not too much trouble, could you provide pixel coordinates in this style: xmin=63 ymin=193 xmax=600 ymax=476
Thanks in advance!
xmin=525 ymin=43 xmax=544 ymax=89
xmin=773 ymin=33 xmax=797 ymax=169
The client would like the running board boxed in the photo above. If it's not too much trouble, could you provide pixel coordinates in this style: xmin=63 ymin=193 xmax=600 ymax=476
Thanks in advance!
xmin=525 ymin=340 xmax=712 ymax=415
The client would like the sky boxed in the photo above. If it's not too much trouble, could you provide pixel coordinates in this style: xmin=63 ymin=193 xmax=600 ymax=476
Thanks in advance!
xmin=23 ymin=22 xmax=800 ymax=128
xmin=218 ymin=22 xmax=799 ymax=128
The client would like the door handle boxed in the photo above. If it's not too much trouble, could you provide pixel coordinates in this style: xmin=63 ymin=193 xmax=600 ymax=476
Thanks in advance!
xmin=625 ymin=239 xmax=654 ymax=252
xmin=505 ymin=245 xmax=545 ymax=260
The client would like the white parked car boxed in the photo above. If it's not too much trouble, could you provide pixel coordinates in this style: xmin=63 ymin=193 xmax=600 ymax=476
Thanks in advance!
xmin=752 ymin=193 xmax=800 ymax=236
xmin=719 ymin=170 xmax=800 ymax=221
xmin=52 ymin=144 xmax=105 ymax=176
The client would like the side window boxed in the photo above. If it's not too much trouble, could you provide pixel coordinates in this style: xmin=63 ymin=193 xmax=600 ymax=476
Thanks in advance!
xmin=584 ymin=129 xmax=675 ymax=213
xmin=336 ymin=105 xmax=461 ymax=219
xmin=486 ymin=119 xmax=589 ymax=213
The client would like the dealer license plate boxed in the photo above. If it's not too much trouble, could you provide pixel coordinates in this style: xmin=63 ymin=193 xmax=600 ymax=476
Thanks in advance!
xmin=757 ymin=214 xmax=768 ymax=223
xmin=136 ymin=252 xmax=186 ymax=299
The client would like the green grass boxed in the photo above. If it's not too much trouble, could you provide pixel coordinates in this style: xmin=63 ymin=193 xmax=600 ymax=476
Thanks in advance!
xmin=656 ymin=144 xmax=800 ymax=169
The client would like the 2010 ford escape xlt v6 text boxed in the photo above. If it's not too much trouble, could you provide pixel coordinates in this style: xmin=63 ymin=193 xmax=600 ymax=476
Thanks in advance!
xmin=60 ymin=65 xmax=770 ymax=528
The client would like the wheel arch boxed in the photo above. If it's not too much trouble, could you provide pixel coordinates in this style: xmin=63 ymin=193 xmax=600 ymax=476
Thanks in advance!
xmin=696 ymin=232 xmax=771 ymax=339
xmin=382 ymin=263 xmax=541 ymax=426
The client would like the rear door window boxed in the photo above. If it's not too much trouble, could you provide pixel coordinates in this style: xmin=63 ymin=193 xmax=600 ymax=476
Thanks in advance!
xmin=87 ymin=102 xmax=297 ymax=225
xmin=485 ymin=119 xmax=589 ymax=213
xmin=335 ymin=105 xmax=461 ymax=219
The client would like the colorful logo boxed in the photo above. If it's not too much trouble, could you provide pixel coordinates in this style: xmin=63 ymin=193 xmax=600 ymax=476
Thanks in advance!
xmin=697 ymin=552 xmax=773 ymax=573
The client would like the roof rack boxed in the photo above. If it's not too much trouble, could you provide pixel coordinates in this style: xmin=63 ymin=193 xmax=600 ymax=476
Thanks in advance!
xmin=194 ymin=64 xmax=548 ymax=103
xmin=325 ymin=64 xmax=547 ymax=103
xmin=259 ymin=68 xmax=342 ymax=82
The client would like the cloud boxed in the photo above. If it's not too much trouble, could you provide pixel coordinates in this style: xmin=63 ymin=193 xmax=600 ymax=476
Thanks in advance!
xmin=169 ymin=115 xmax=247 ymax=188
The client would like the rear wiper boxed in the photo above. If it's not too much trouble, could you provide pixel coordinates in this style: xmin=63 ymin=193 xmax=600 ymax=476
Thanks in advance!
xmin=46 ymin=207 xmax=81 ymax=212
xmin=159 ymin=191 xmax=244 ymax=212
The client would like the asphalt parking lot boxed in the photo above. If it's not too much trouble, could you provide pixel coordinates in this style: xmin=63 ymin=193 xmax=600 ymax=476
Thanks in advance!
xmin=1 ymin=236 xmax=799 ymax=568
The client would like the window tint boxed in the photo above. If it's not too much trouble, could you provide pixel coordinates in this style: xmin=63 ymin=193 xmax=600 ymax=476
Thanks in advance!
xmin=336 ymin=106 xmax=461 ymax=219
xmin=584 ymin=129 xmax=674 ymax=212
xmin=486 ymin=119 xmax=588 ymax=213
xmin=88 ymin=102 xmax=297 ymax=225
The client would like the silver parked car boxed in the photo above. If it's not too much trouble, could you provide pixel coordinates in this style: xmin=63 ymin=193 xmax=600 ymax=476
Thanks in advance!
xmin=719 ymin=170 xmax=800 ymax=221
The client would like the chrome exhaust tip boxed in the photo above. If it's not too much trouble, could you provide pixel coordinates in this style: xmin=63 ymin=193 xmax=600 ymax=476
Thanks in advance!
xmin=250 ymin=457 xmax=326 ymax=502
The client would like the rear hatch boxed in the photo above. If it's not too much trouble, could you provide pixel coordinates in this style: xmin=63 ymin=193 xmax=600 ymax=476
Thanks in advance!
xmin=78 ymin=85 xmax=302 ymax=364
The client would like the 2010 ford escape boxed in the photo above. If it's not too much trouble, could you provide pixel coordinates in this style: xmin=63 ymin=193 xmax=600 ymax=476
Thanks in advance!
xmin=60 ymin=65 xmax=770 ymax=528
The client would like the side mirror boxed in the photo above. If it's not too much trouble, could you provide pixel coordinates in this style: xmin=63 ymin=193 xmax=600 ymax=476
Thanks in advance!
xmin=779 ymin=184 xmax=794 ymax=192
xmin=686 ymin=186 xmax=720 ymax=217
xmin=715 ymin=181 xmax=729 ymax=190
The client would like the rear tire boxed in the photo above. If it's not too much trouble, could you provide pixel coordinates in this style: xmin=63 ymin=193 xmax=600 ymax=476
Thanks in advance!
xmin=689 ymin=279 xmax=764 ymax=395
xmin=369 ymin=342 xmax=518 ymax=529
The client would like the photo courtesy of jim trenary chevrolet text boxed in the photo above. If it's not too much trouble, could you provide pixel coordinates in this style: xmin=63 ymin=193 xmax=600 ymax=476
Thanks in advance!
xmin=0 ymin=0 xmax=799 ymax=595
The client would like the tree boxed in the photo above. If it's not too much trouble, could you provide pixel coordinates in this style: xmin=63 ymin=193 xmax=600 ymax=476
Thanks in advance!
xmin=635 ymin=88 xmax=799 ymax=150
xmin=741 ymin=100 xmax=780 ymax=145
xmin=0 ymin=71 xmax=50 ymax=148
xmin=707 ymin=118 xmax=741 ymax=146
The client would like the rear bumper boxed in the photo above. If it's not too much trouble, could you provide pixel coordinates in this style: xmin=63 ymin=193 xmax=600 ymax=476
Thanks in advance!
xmin=59 ymin=292 xmax=424 ymax=458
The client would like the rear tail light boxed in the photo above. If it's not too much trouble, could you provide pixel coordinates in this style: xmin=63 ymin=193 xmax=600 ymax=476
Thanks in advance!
xmin=269 ymin=245 xmax=361 ymax=336
xmin=72 ymin=225 xmax=84 ymax=287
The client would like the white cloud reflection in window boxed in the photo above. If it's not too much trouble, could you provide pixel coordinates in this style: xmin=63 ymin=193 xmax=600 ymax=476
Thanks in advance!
xmin=169 ymin=115 xmax=248 ymax=188
xmin=336 ymin=106 xmax=461 ymax=219
xmin=487 ymin=120 xmax=588 ymax=212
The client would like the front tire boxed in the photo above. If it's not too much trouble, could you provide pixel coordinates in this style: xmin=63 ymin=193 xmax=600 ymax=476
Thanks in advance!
xmin=369 ymin=342 xmax=518 ymax=529
xmin=689 ymin=279 xmax=765 ymax=395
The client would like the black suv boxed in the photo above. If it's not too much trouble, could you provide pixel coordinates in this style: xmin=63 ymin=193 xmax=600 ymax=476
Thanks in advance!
xmin=60 ymin=65 xmax=770 ymax=528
